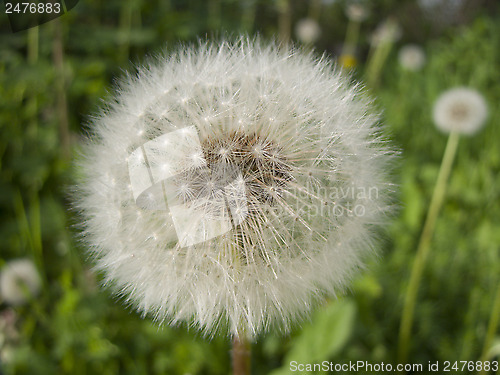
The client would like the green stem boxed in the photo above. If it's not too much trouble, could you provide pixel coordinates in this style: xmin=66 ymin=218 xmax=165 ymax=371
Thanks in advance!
xmin=460 ymin=287 xmax=480 ymax=361
xmin=27 ymin=26 xmax=38 ymax=64
xmin=365 ymin=39 xmax=392 ymax=88
xmin=277 ymin=0 xmax=291 ymax=46
xmin=365 ymin=20 xmax=399 ymax=87
xmin=240 ymin=0 xmax=257 ymax=33
xmin=27 ymin=26 xmax=39 ymax=141
xmin=52 ymin=18 xmax=71 ymax=159
xmin=208 ymin=0 xmax=221 ymax=30
xmin=119 ymin=0 xmax=133 ymax=64
xmin=478 ymin=283 xmax=500 ymax=375
xmin=342 ymin=19 xmax=360 ymax=56
xmin=14 ymin=190 xmax=47 ymax=286
xmin=398 ymin=131 xmax=460 ymax=363
xmin=308 ymin=0 xmax=321 ymax=20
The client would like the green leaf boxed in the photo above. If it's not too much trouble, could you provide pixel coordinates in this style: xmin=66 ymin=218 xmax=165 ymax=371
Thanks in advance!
xmin=271 ymin=298 xmax=356 ymax=375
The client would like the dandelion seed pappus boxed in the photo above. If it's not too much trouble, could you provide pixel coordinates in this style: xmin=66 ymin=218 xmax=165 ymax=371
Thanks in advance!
xmin=73 ymin=38 xmax=395 ymax=338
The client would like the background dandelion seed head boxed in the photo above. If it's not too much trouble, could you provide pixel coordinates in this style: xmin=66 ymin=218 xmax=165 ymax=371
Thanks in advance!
xmin=433 ymin=87 xmax=488 ymax=135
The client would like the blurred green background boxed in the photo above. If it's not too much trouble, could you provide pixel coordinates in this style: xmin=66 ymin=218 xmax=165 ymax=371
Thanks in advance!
xmin=0 ymin=0 xmax=499 ymax=374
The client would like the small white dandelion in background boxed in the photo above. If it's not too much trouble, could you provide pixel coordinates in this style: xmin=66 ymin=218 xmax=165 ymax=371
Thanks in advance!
xmin=365 ymin=19 xmax=402 ymax=87
xmin=370 ymin=19 xmax=402 ymax=47
xmin=433 ymin=87 xmax=488 ymax=135
xmin=399 ymin=85 xmax=488 ymax=362
xmin=73 ymin=38 xmax=394 ymax=341
xmin=295 ymin=18 xmax=321 ymax=45
xmin=0 ymin=259 xmax=41 ymax=306
xmin=345 ymin=3 xmax=369 ymax=22
xmin=398 ymin=44 xmax=426 ymax=71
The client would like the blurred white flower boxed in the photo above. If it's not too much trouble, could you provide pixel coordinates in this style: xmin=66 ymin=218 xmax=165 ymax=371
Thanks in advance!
xmin=398 ymin=44 xmax=426 ymax=71
xmin=74 ymin=38 xmax=394 ymax=338
xmin=433 ymin=87 xmax=488 ymax=135
xmin=0 ymin=259 xmax=41 ymax=306
xmin=345 ymin=3 xmax=369 ymax=22
xmin=370 ymin=19 xmax=402 ymax=47
xmin=295 ymin=18 xmax=321 ymax=44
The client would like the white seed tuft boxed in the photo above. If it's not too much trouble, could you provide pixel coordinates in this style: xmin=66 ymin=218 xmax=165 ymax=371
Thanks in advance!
xmin=433 ymin=87 xmax=488 ymax=135
xmin=398 ymin=44 xmax=426 ymax=71
xmin=295 ymin=18 xmax=322 ymax=44
xmin=0 ymin=259 xmax=41 ymax=306
xmin=345 ymin=3 xmax=369 ymax=22
xmin=73 ymin=38 xmax=395 ymax=338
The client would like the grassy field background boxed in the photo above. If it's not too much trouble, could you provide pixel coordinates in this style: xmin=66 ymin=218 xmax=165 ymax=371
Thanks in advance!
xmin=0 ymin=0 xmax=499 ymax=374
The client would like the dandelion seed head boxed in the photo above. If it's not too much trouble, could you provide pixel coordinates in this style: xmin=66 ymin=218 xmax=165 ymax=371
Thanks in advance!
xmin=0 ymin=259 xmax=41 ymax=306
xmin=295 ymin=18 xmax=322 ymax=45
xmin=398 ymin=44 xmax=426 ymax=71
xmin=370 ymin=19 xmax=402 ymax=46
xmin=74 ymin=38 xmax=394 ymax=338
xmin=345 ymin=3 xmax=369 ymax=22
xmin=433 ymin=87 xmax=488 ymax=135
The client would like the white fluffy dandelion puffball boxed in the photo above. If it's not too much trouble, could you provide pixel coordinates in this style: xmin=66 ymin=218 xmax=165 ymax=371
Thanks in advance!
xmin=75 ymin=39 xmax=393 ymax=338
xmin=433 ymin=87 xmax=488 ymax=135
xmin=0 ymin=259 xmax=41 ymax=306
xmin=295 ymin=18 xmax=321 ymax=45
xmin=370 ymin=19 xmax=402 ymax=47
xmin=345 ymin=3 xmax=369 ymax=22
xmin=398 ymin=44 xmax=426 ymax=71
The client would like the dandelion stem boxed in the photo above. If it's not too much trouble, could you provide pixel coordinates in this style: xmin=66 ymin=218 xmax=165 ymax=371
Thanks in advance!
xmin=119 ymin=0 xmax=133 ymax=64
xmin=232 ymin=334 xmax=251 ymax=375
xmin=240 ymin=0 xmax=257 ymax=33
xmin=398 ymin=131 xmax=460 ymax=363
xmin=365 ymin=19 xmax=399 ymax=87
xmin=365 ymin=39 xmax=392 ymax=88
xmin=208 ymin=0 xmax=221 ymax=30
xmin=308 ymin=0 xmax=322 ymax=20
xmin=52 ymin=18 xmax=71 ymax=159
xmin=478 ymin=283 xmax=500 ymax=375
xmin=342 ymin=19 xmax=360 ymax=56
xmin=26 ymin=26 xmax=39 ymax=141
xmin=277 ymin=0 xmax=291 ymax=46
